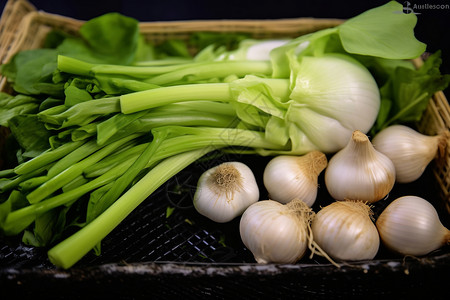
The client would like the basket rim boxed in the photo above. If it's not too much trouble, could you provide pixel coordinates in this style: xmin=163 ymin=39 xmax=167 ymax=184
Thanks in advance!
xmin=20 ymin=10 xmax=346 ymax=30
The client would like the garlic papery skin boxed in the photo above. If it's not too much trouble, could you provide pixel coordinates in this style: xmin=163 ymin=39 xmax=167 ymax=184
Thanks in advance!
xmin=193 ymin=161 xmax=259 ymax=223
xmin=325 ymin=130 xmax=396 ymax=203
xmin=239 ymin=198 xmax=313 ymax=264
xmin=311 ymin=200 xmax=380 ymax=261
xmin=372 ymin=125 xmax=449 ymax=183
xmin=263 ymin=151 xmax=327 ymax=206
xmin=376 ymin=196 xmax=450 ymax=256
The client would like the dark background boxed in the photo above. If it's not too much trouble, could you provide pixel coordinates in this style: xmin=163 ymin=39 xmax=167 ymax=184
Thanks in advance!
xmin=0 ymin=0 xmax=449 ymax=94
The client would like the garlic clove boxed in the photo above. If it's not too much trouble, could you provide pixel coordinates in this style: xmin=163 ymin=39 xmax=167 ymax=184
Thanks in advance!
xmin=239 ymin=198 xmax=314 ymax=264
xmin=311 ymin=200 xmax=380 ymax=261
xmin=263 ymin=151 xmax=327 ymax=206
xmin=325 ymin=130 xmax=396 ymax=203
xmin=376 ymin=195 xmax=450 ymax=256
xmin=372 ymin=125 xmax=449 ymax=183
xmin=193 ymin=161 xmax=259 ymax=223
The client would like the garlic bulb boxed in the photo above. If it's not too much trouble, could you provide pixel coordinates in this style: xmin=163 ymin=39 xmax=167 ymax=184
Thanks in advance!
xmin=263 ymin=151 xmax=327 ymax=206
xmin=372 ymin=125 xmax=449 ymax=183
xmin=239 ymin=198 xmax=314 ymax=264
xmin=325 ymin=130 xmax=396 ymax=203
xmin=311 ymin=200 xmax=380 ymax=261
xmin=376 ymin=195 xmax=450 ymax=256
xmin=193 ymin=161 xmax=259 ymax=223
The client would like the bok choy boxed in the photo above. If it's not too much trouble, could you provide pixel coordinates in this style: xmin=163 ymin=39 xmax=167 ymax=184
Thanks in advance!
xmin=0 ymin=1 xmax=449 ymax=269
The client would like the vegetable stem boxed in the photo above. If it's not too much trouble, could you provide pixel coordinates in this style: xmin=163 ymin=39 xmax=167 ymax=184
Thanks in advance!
xmin=58 ymin=55 xmax=272 ymax=86
xmin=44 ymin=125 xmax=281 ymax=267
xmin=133 ymin=57 xmax=192 ymax=66
xmin=120 ymin=77 xmax=292 ymax=115
xmin=2 ymin=158 xmax=137 ymax=236
xmin=0 ymin=165 xmax=51 ymax=193
xmin=86 ymin=130 xmax=167 ymax=221
xmin=96 ymin=106 xmax=237 ymax=145
xmin=14 ymin=140 xmax=85 ymax=175
xmin=38 ymin=97 xmax=120 ymax=129
xmin=46 ymin=140 xmax=103 ymax=178
xmin=57 ymin=55 xmax=191 ymax=78
xmin=83 ymin=143 xmax=147 ymax=178
xmin=145 ymin=126 xmax=285 ymax=166
xmin=145 ymin=60 xmax=272 ymax=85
xmin=120 ymin=83 xmax=232 ymax=114
xmin=26 ymin=134 xmax=141 ymax=204
xmin=47 ymin=148 xmax=213 ymax=269
xmin=56 ymin=56 xmax=95 ymax=77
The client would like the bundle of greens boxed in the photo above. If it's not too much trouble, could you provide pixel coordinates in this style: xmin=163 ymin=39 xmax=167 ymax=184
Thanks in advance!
xmin=0 ymin=1 xmax=448 ymax=269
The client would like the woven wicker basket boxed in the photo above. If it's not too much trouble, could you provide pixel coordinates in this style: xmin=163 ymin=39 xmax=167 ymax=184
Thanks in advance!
xmin=0 ymin=0 xmax=36 ymax=64
xmin=1 ymin=1 xmax=449 ymax=298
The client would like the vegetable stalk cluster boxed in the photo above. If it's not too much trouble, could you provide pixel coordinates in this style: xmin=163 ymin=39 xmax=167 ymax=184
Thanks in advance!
xmin=0 ymin=1 xmax=448 ymax=269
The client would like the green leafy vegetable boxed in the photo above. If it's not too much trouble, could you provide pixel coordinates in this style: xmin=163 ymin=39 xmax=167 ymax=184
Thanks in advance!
xmin=269 ymin=1 xmax=426 ymax=77
xmin=0 ymin=93 xmax=40 ymax=126
xmin=8 ymin=115 xmax=52 ymax=158
xmin=0 ymin=1 xmax=448 ymax=270
xmin=1 ymin=49 xmax=62 ymax=96
xmin=338 ymin=1 xmax=426 ymax=59
xmin=373 ymin=51 xmax=450 ymax=132
xmin=59 ymin=13 xmax=140 ymax=65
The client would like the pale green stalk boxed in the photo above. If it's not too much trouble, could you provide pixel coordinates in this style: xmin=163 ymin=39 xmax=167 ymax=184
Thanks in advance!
xmin=26 ymin=133 xmax=141 ymax=204
xmin=47 ymin=148 xmax=213 ymax=269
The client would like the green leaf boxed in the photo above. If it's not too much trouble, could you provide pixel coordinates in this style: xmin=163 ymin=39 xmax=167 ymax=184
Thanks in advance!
xmin=190 ymin=32 xmax=250 ymax=52
xmin=0 ymin=93 xmax=40 ymax=127
xmin=39 ymin=97 xmax=65 ymax=112
xmin=0 ymin=190 xmax=33 ymax=236
xmin=1 ymin=49 xmax=60 ymax=95
xmin=64 ymin=85 xmax=93 ymax=106
xmin=86 ymin=184 xmax=113 ymax=223
xmin=354 ymin=55 xmax=416 ymax=87
xmin=264 ymin=116 xmax=289 ymax=146
xmin=373 ymin=51 xmax=450 ymax=131
xmin=374 ymin=97 xmax=392 ymax=131
xmin=133 ymin=35 xmax=157 ymax=62
xmin=38 ymin=97 xmax=121 ymax=129
xmin=269 ymin=28 xmax=338 ymax=78
xmin=43 ymin=29 xmax=72 ymax=49
xmin=23 ymin=209 xmax=58 ymax=246
xmin=270 ymin=1 xmax=427 ymax=78
xmin=58 ymin=13 xmax=140 ymax=65
xmin=8 ymin=114 xmax=52 ymax=158
xmin=22 ymin=205 xmax=73 ymax=247
xmin=22 ymin=230 xmax=40 ymax=246
xmin=166 ymin=206 xmax=175 ymax=218
xmin=155 ymin=39 xmax=191 ymax=58
xmin=339 ymin=1 xmax=426 ymax=59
